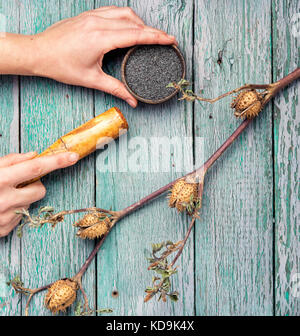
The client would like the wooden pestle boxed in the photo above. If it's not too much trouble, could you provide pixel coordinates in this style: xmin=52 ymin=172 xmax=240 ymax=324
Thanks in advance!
xmin=18 ymin=107 xmax=128 ymax=188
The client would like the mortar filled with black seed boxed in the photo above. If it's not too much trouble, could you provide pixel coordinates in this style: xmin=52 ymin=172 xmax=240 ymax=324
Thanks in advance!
xmin=121 ymin=44 xmax=185 ymax=104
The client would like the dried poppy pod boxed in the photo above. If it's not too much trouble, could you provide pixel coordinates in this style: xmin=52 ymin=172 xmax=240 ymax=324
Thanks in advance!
xmin=231 ymin=89 xmax=262 ymax=119
xmin=75 ymin=212 xmax=111 ymax=239
xmin=45 ymin=279 xmax=78 ymax=314
xmin=169 ymin=179 xmax=198 ymax=214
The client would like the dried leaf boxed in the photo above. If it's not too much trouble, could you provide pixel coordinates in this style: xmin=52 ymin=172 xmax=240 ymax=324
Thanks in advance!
xmin=6 ymin=275 xmax=23 ymax=288
xmin=74 ymin=302 xmax=82 ymax=316
xmin=177 ymin=79 xmax=190 ymax=87
xmin=168 ymin=291 xmax=179 ymax=302
xmin=152 ymin=243 xmax=164 ymax=254
xmin=38 ymin=206 xmax=54 ymax=214
xmin=166 ymin=82 xmax=175 ymax=88
xmin=96 ymin=308 xmax=113 ymax=314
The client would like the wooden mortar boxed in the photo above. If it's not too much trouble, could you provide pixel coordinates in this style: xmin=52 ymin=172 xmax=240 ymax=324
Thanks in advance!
xmin=19 ymin=107 xmax=128 ymax=187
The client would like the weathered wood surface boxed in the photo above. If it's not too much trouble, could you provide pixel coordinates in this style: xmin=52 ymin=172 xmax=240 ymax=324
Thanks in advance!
xmin=273 ymin=0 xmax=300 ymax=316
xmin=0 ymin=0 xmax=299 ymax=316
xmin=94 ymin=0 xmax=194 ymax=316
xmin=194 ymin=0 xmax=274 ymax=315
xmin=0 ymin=0 xmax=20 ymax=316
xmin=19 ymin=0 xmax=96 ymax=316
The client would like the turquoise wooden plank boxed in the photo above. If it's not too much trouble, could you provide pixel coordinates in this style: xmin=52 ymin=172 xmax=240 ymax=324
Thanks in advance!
xmin=273 ymin=0 xmax=300 ymax=316
xmin=0 ymin=0 xmax=21 ymax=316
xmin=95 ymin=0 xmax=195 ymax=315
xmin=19 ymin=0 xmax=95 ymax=315
xmin=194 ymin=0 xmax=273 ymax=315
xmin=2 ymin=0 xmax=298 ymax=317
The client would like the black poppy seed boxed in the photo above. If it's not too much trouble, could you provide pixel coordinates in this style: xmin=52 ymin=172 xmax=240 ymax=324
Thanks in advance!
xmin=125 ymin=45 xmax=183 ymax=102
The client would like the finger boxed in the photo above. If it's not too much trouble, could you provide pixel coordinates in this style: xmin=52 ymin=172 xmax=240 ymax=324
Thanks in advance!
xmin=3 ymin=152 xmax=79 ymax=186
xmin=91 ymin=8 xmax=169 ymax=36
xmin=93 ymin=6 xmax=118 ymax=11
xmin=0 ymin=209 xmax=25 ymax=227
xmin=94 ymin=72 xmax=137 ymax=107
xmin=0 ymin=211 xmax=26 ymax=238
xmin=100 ymin=20 xmax=170 ymax=35
xmin=104 ymin=29 xmax=176 ymax=50
xmin=14 ymin=181 xmax=46 ymax=206
xmin=92 ymin=17 xmax=144 ymax=30
xmin=0 ymin=152 xmax=37 ymax=168
xmin=91 ymin=7 xmax=145 ymax=25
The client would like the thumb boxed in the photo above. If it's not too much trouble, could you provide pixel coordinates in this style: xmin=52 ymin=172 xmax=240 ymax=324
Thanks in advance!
xmin=95 ymin=72 xmax=137 ymax=107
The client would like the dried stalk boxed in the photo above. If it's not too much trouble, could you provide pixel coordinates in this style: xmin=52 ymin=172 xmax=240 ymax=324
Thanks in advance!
xmin=13 ymin=68 xmax=300 ymax=313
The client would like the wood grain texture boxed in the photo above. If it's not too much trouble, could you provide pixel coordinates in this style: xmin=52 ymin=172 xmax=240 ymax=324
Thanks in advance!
xmin=94 ymin=0 xmax=195 ymax=315
xmin=0 ymin=0 xmax=299 ymax=316
xmin=273 ymin=0 xmax=300 ymax=316
xmin=0 ymin=0 xmax=20 ymax=316
xmin=194 ymin=0 xmax=274 ymax=315
xmin=19 ymin=0 xmax=96 ymax=316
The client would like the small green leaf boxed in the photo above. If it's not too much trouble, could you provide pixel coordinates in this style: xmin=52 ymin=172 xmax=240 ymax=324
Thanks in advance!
xmin=162 ymin=278 xmax=170 ymax=292
xmin=166 ymin=82 xmax=175 ymax=88
xmin=177 ymin=79 xmax=190 ymax=87
xmin=147 ymin=258 xmax=156 ymax=264
xmin=16 ymin=225 xmax=23 ymax=238
xmin=96 ymin=308 xmax=113 ymax=314
xmin=7 ymin=275 xmax=23 ymax=288
xmin=185 ymin=89 xmax=194 ymax=95
xmin=39 ymin=206 xmax=54 ymax=214
xmin=74 ymin=302 xmax=82 ymax=316
xmin=152 ymin=276 xmax=160 ymax=283
xmin=152 ymin=242 xmax=164 ymax=253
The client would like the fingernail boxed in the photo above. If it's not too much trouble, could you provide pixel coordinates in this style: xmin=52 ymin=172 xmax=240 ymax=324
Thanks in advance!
xmin=168 ymin=35 xmax=178 ymax=44
xmin=68 ymin=152 xmax=79 ymax=163
xmin=126 ymin=98 xmax=137 ymax=108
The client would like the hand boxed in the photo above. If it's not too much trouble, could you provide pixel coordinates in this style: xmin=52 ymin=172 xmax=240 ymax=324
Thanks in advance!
xmin=32 ymin=6 xmax=177 ymax=107
xmin=0 ymin=151 xmax=79 ymax=237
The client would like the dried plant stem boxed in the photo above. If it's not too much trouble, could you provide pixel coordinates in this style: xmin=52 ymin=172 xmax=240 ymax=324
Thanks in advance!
xmin=169 ymin=179 xmax=205 ymax=268
xmin=52 ymin=207 xmax=113 ymax=217
xmin=178 ymin=83 xmax=271 ymax=103
xmin=38 ymin=207 xmax=116 ymax=227
xmin=147 ymin=241 xmax=184 ymax=271
xmin=11 ymin=281 xmax=52 ymax=316
xmin=24 ymin=285 xmax=51 ymax=316
xmin=120 ymin=68 xmax=300 ymax=218
xmin=74 ymin=230 xmax=113 ymax=280
xmin=15 ymin=68 xmax=299 ymax=313
xmin=202 ymin=118 xmax=252 ymax=172
xmin=271 ymin=68 xmax=300 ymax=96
xmin=118 ymin=118 xmax=251 ymax=219
xmin=170 ymin=216 xmax=196 ymax=268
xmin=73 ymin=277 xmax=89 ymax=311
xmin=143 ymin=216 xmax=197 ymax=302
